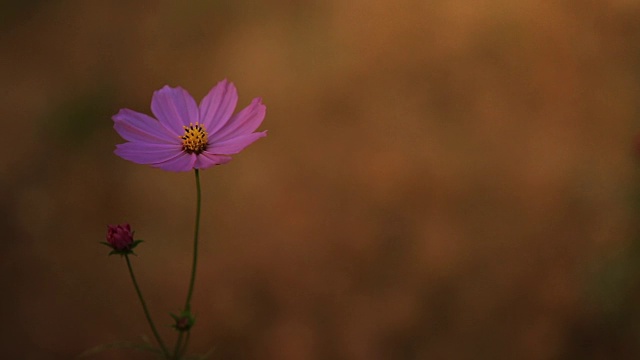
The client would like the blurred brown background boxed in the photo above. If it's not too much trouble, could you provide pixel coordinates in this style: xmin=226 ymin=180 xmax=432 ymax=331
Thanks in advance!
xmin=2 ymin=0 xmax=640 ymax=359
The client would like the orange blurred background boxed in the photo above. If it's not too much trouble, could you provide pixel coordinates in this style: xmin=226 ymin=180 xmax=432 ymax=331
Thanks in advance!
xmin=2 ymin=1 xmax=640 ymax=359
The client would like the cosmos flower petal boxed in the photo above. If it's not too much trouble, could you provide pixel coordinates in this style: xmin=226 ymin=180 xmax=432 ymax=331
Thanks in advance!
xmin=210 ymin=97 xmax=266 ymax=142
xmin=207 ymin=131 xmax=267 ymax=155
xmin=152 ymin=152 xmax=197 ymax=172
xmin=151 ymin=86 xmax=200 ymax=135
xmin=194 ymin=152 xmax=233 ymax=169
xmin=199 ymin=79 xmax=238 ymax=133
xmin=113 ymin=109 xmax=178 ymax=143
xmin=115 ymin=142 xmax=183 ymax=164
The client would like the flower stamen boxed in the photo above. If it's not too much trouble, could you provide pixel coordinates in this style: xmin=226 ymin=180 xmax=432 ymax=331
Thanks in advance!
xmin=181 ymin=123 xmax=208 ymax=154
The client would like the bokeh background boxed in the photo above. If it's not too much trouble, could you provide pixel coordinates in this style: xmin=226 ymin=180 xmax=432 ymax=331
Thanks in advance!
xmin=2 ymin=1 xmax=640 ymax=359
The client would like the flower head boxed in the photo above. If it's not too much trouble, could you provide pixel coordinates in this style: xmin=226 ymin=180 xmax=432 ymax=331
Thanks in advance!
xmin=103 ymin=223 xmax=142 ymax=255
xmin=113 ymin=80 xmax=267 ymax=172
xmin=171 ymin=311 xmax=195 ymax=332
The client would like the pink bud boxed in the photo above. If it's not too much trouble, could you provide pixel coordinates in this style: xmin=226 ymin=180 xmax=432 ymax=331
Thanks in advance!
xmin=106 ymin=224 xmax=134 ymax=251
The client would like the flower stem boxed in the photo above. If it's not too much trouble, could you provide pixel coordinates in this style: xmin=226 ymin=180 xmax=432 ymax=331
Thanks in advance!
xmin=172 ymin=331 xmax=184 ymax=360
xmin=125 ymin=254 xmax=170 ymax=359
xmin=184 ymin=169 xmax=201 ymax=312
xmin=180 ymin=331 xmax=191 ymax=358
xmin=173 ymin=169 xmax=202 ymax=359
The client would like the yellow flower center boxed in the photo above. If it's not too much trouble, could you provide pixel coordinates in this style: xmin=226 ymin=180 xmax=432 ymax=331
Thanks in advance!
xmin=180 ymin=123 xmax=208 ymax=154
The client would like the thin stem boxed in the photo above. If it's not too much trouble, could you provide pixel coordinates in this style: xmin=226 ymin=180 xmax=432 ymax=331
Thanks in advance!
xmin=184 ymin=169 xmax=202 ymax=311
xmin=125 ymin=254 xmax=170 ymax=359
xmin=172 ymin=331 xmax=184 ymax=360
xmin=173 ymin=169 xmax=202 ymax=359
xmin=179 ymin=331 xmax=191 ymax=359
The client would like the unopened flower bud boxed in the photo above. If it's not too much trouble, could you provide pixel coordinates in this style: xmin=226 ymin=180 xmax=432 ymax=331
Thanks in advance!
xmin=171 ymin=311 xmax=195 ymax=332
xmin=107 ymin=224 xmax=133 ymax=250
xmin=102 ymin=223 xmax=143 ymax=256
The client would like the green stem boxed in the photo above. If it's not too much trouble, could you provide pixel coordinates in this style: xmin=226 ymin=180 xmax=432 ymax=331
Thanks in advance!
xmin=172 ymin=331 xmax=184 ymax=360
xmin=171 ymin=330 xmax=192 ymax=360
xmin=184 ymin=168 xmax=201 ymax=311
xmin=173 ymin=169 xmax=201 ymax=359
xmin=125 ymin=254 xmax=170 ymax=359
xmin=179 ymin=331 xmax=191 ymax=358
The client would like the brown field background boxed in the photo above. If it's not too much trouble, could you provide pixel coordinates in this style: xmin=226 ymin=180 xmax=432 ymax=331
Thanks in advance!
xmin=2 ymin=1 xmax=640 ymax=359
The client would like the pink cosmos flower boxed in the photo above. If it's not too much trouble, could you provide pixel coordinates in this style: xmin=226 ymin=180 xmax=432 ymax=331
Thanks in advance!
xmin=113 ymin=80 xmax=267 ymax=172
